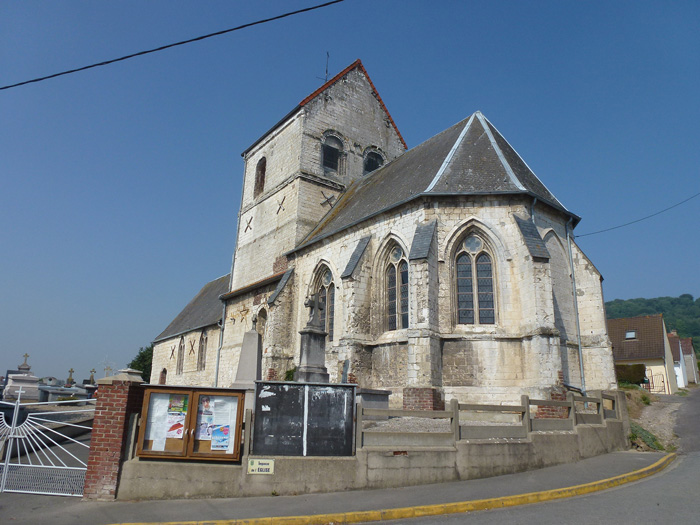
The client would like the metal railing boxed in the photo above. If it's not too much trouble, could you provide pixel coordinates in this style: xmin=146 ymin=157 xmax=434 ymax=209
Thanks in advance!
xmin=0 ymin=390 xmax=95 ymax=497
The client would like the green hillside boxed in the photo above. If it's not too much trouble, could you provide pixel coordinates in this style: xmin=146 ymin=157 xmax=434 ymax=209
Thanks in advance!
xmin=605 ymin=294 xmax=700 ymax=354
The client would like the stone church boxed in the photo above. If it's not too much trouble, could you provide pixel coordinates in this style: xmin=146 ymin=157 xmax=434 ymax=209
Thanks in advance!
xmin=150 ymin=60 xmax=616 ymax=408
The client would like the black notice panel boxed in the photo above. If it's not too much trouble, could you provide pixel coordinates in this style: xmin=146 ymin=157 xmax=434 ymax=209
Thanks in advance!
xmin=252 ymin=382 xmax=355 ymax=456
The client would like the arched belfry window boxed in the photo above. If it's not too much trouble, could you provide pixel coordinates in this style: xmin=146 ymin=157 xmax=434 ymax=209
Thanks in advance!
xmin=254 ymin=157 xmax=266 ymax=198
xmin=386 ymin=245 xmax=409 ymax=331
xmin=456 ymin=235 xmax=495 ymax=325
xmin=314 ymin=267 xmax=335 ymax=341
xmin=363 ymin=151 xmax=384 ymax=175
xmin=322 ymin=135 xmax=343 ymax=174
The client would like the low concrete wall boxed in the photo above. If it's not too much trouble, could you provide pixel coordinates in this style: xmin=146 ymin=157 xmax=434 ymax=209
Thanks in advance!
xmin=117 ymin=418 xmax=628 ymax=500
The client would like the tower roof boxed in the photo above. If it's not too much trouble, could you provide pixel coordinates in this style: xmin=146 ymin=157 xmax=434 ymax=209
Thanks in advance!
xmin=294 ymin=111 xmax=578 ymax=251
xmin=242 ymin=59 xmax=406 ymax=156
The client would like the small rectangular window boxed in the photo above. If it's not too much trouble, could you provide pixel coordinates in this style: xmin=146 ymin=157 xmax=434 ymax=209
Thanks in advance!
xmin=625 ymin=330 xmax=636 ymax=340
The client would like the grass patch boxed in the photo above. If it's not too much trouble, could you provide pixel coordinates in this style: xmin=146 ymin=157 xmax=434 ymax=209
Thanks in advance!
xmin=677 ymin=389 xmax=688 ymax=397
xmin=618 ymin=381 xmax=642 ymax=390
xmin=629 ymin=422 xmax=664 ymax=451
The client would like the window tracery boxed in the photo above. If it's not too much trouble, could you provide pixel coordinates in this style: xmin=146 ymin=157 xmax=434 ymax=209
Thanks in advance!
xmin=386 ymin=245 xmax=409 ymax=331
xmin=455 ymin=235 xmax=495 ymax=325
xmin=314 ymin=266 xmax=335 ymax=341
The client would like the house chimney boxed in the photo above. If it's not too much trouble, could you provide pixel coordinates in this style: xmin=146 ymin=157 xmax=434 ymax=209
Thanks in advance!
xmin=671 ymin=329 xmax=678 ymax=336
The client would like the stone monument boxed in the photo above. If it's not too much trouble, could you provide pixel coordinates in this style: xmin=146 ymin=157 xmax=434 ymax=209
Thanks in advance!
xmin=231 ymin=315 xmax=263 ymax=411
xmin=294 ymin=293 xmax=329 ymax=383
xmin=3 ymin=354 xmax=40 ymax=401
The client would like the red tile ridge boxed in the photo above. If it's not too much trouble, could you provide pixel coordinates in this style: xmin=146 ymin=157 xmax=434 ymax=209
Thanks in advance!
xmin=298 ymin=59 xmax=407 ymax=150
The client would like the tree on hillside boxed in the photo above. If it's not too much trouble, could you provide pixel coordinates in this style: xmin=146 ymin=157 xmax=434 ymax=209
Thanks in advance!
xmin=605 ymin=294 xmax=700 ymax=355
xmin=128 ymin=344 xmax=153 ymax=382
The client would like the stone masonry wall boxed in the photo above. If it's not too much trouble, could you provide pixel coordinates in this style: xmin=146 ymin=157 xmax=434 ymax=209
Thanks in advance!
xmin=150 ymin=325 xmax=221 ymax=386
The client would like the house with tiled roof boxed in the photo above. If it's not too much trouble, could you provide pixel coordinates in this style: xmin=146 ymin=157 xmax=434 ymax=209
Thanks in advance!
xmin=680 ymin=336 xmax=699 ymax=384
xmin=667 ymin=330 xmax=688 ymax=388
xmin=608 ymin=315 xmax=677 ymax=394
xmin=151 ymin=59 xmax=617 ymax=408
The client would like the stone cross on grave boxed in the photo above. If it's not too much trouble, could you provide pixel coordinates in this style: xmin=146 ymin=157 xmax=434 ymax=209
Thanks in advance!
xmin=295 ymin=293 xmax=329 ymax=383
xmin=22 ymin=353 xmax=29 ymax=365
xmin=89 ymin=369 xmax=96 ymax=384
xmin=304 ymin=293 xmax=325 ymax=329
xmin=67 ymin=368 xmax=75 ymax=385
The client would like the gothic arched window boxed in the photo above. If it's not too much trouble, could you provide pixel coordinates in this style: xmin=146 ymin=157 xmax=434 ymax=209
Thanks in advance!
xmin=315 ymin=267 xmax=335 ymax=341
xmin=197 ymin=332 xmax=207 ymax=371
xmin=176 ymin=336 xmax=185 ymax=374
xmin=254 ymin=157 xmax=266 ymax=198
xmin=386 ymin=245 xmax=409 ymax=331
xmin=455 ymin=235 xmax=495 ymax=325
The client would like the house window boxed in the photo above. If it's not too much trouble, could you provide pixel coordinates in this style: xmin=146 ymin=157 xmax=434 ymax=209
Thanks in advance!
xmin=176 ymin=336 xmax=185 ymax=375
xmin=386 ymin=246 xmax=409 ymax=331
xmin=322 ymin=135 xmax=343 ymax=173
xmin=315 ymin=267 xmax=335 ymax=341
xmin=254 ymin=157 xmax=266 ymax=198
xmin=456 ymin=235 xmax=495 ymax=325
xmin=363 ymin=151 xmax=384 ymax=175
xmin=197 ymin=332 xmax=207 ymax=371
xmin=625 ymin=330 xmax=637 ymax=340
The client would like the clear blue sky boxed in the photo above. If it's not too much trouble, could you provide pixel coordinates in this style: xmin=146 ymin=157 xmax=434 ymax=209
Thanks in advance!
xmin=2 ymin=1 xmax=699 ymax=382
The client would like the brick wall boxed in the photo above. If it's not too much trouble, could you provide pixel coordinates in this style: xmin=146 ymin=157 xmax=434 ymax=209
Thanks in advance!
xmin=83 ymin=373 xmax=144 ymax=500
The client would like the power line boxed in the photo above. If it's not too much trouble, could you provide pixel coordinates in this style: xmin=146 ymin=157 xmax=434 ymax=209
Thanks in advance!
xmin=0 ymin=0 xmax=345 ymax=91
xmin=576 ymin=190 xmax=700 ymax=237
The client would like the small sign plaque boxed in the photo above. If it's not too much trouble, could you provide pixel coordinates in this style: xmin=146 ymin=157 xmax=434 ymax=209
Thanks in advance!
xmin=247 ymin=458 xmax=275 ymax=475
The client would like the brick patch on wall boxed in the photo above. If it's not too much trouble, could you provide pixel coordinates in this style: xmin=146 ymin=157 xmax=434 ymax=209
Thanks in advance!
xmin=273 ymin=255 xmax=288 ymax=274
xmin=402 ymin=387 xmax=445 ymax=411
xmin=535 ymin=372 xmax=570 ymax=419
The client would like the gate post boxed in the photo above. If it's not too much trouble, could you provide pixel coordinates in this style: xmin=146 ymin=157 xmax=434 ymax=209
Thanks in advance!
xmin=83 ymin=369 xmax=144 ymax=501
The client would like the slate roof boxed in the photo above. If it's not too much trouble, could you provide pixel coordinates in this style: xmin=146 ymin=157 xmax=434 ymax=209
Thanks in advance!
xmin=242 ymin=59 xmax=406 ymax=156
xmin=341 ymin=236 xmax=371 ymax=278
xmin=681 ymin=338 xmax=695 ymax=357
xmin=607 ymin=315 xmax=667 ymax=362
xmin=294 ymin=111 xmax=578 ymax=252
xmin=409 ymin=221 xmax=437 ymax=260
xmin=667 ymin=332 xmax=682 ymax=362
xmin=154 ymin=274 xmax=229 ymax=343
xmin=514 ymin=216 xmax=550 ymax=261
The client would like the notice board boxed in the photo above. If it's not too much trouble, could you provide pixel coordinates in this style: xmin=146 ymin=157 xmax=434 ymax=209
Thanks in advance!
xmin=252 ymin=382 xmax=355 ymax=456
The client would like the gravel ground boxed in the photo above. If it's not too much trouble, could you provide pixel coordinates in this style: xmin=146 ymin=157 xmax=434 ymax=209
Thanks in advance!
xmin=634 ymin=394 xmax=684 ymax=450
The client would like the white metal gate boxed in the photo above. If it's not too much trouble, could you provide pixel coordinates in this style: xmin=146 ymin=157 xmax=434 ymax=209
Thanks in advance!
xmin=0 ymin=390 xmax=95 ymax=497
